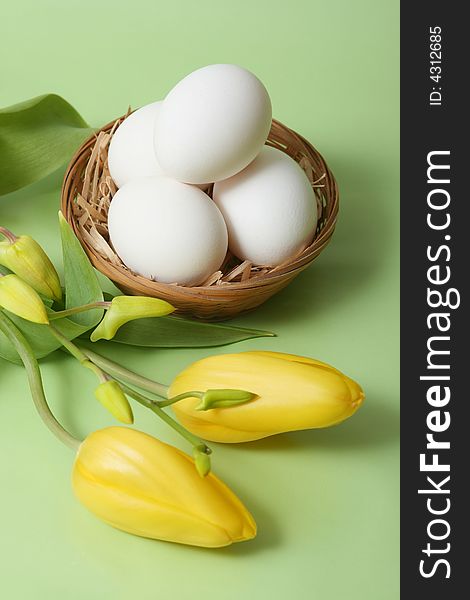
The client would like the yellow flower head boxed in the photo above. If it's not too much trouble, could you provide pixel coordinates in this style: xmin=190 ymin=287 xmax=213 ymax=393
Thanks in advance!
xmin=90 ymin=296 xmax=174 ymax=342
xmin=0 ymin=235 xmax=62 ymax=302
xmin=0 ymin=274 xmax=49 ymax=324
xmin=72 ymin=427 xmax=256 ymax=548
xmin=169 ymin=351 xmax=364 ymax=442
xmin=94 ymin=380 xmax=134 ymax=424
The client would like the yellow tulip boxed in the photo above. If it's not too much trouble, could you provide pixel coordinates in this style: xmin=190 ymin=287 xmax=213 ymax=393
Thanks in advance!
xmin=72 ymin=427 xmax=256 ymax=548
xmin=94 ymin=380 xmax=134 ymax=424
xmin=0 ymin=235 xmax=62 ymax=301
xmin=169 ymin=351 xmax=364 ymax=443
xmin=0 ymin=274 xmax=49 ymax=324
xmin=90 ymin=296 xmax=174 ymax=342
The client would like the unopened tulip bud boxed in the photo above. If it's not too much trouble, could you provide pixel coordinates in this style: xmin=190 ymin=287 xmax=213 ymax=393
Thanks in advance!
xmin=193 ymin=444 xmax=212 ymax=477
xmin=90 ymin=296 xmax=175 ymax=342
xmin=197 ymin=389 xmax=257 ymax=411
xmin=0 ymin=233 xmax=62 ymax=301
xmin=0 ymin=274 xmax=49 ymax=324
xmin=72 ymin=427 xmax=256 ymax=547
xmin=94 ymin=380 xmax=134 ymax=424
xmin=169 ymin=351 xmax=365 ymax=443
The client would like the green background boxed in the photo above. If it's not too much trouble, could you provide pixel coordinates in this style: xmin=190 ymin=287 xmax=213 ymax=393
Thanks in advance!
xmin=0 ymin=1 xmax=399 ymax=598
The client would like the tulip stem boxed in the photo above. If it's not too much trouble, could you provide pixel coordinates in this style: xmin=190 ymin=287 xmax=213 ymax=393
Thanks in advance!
xmin=0 ymin=311 xmax=81 ymax=451
xmin=49 ymin=325 xmax=108 ymax=383
xmin=76 ymin=345 xmax=169 ymax=398
xmin=0 ymin=226 xmax=18 ymax=244
xmin=157 ymin=391 xmax=203 ymax=408
xmin=119 ymin=382 xmax=211 ymax=454
xmin=49 ymin=301 xmax=111 ymax=321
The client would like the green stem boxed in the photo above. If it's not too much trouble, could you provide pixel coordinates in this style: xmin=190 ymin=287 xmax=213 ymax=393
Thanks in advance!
xmin=49 ymin=301 xmax=110 ymax=321
xmin=158 ymin=391 xmax=203 ymax=408
xmin=78 ymin=345 xmax=202 ymax=408
xmin=77 ymin=344 xmax=169 ymax=398
xmin=49 ymin=325 xmax=107 ymax=382
xmin=119 ymin=382 xmax=210 ymax=452
xmin=0 ymin=226 xmax=17 ymax=244
xmin=0 ymin=311 xmax=80 ymax=451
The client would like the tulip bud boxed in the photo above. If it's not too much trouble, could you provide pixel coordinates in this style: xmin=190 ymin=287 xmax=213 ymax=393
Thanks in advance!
xmin=90 ymin=296 xmax=175 ymax=342
xmin=0 ymin=274 xmax=49 ymax=324
xmin=196 ymin=389 xmax=257 ymax=411
xmin=0 ymin=234 xmax=62 ymax=301
xmin=72 ymin=427 xmax=256 ymax=547
xmin=94 ymin=380 xmax=134 ymax=424
xmin=169 ymin=351 xmax=365 ymax=443
xmin=193 ymin=444 xmax=212 ymax=477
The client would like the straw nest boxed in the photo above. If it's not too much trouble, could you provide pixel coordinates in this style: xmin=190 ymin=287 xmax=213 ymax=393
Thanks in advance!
xmin=61 ymin=114 xmax=339 ymax=320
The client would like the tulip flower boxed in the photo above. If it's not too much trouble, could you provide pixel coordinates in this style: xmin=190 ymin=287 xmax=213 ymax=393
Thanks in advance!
xmin=94 ymin=380 xmax=134 ymax=424
xmin=1 ymin=309 xmax=256 ymax=548
xmin=72 ymin=427 xmax=257 ymax=547
xmin=0 ymin=273 xmax=49 ymax=324
xmin=169 ymin=351 xmax=365 ymax=442
xmin=90 ymin=296 xmax=175 ymax=342
xmin=0 ymin=229 xmax=62 ymax=301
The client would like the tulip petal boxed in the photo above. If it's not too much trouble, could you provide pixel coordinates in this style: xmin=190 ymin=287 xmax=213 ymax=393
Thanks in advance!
xmin=170 ymin=352 xmax=364 ymax=442
xmin=90 ymin=296 xmax=174 ymax=342
xmin=73 ymin=463 xmax=240 ymax=546
xmin=0 ymin=274 xmax=49 ymax=324
xmin=72 ymin=427 xmax=256 ymax=547
xmin=0 ymin=235 xmax=62 ymax=301
xmin=94 ymin=380 xmax=134 ymax=424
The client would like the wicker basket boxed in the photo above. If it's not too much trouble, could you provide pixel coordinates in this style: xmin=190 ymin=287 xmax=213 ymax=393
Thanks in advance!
xmin=61 ymin=115 xmax=339 ymax=320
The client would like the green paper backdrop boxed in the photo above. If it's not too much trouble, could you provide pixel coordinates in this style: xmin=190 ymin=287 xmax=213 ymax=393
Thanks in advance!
xmin=0 ymin=0 xmax=399 ymax=598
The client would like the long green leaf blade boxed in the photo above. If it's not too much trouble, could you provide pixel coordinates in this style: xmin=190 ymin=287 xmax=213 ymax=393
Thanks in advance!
xmin=59 ymin=212 xmax=104 ymax=327
xmin=0 ymin=309 xmax=91 ymax=364
xmin=0 ymin=94 xmax=93 ymax=196
xmin=108 ymin=315 xmax=275 ymax=348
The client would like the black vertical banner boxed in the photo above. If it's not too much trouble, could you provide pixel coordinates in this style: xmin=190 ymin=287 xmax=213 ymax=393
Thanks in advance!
xmin=401 ymin=3 xmax=467 ymax=597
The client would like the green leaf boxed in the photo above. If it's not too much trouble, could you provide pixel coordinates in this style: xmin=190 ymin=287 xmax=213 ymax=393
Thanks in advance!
xmin=41 ymin=296 xmax=55 ymax=309
xmin=0 ymin=308 xmax=91 ymax=364
xmin=108 ymin=315 xmax=275 ymax=348
xmin=59 ymin=212 xmax=104 ymax=327
xmin=0 ymin=216 xmax=106 ymax=364
xmin=0 ymin=94 xmax=93 ymax=196
xmin=96 ymin=291 xmax=275 ymax=348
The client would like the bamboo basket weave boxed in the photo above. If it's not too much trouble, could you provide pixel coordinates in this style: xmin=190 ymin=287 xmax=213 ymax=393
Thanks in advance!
xmin=61 ymin=115 xmax=339 ymax=320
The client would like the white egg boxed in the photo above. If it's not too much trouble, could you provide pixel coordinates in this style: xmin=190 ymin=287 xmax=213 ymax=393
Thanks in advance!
xmin=213 ymin=146 xmax=318 ymax=266
xmin=108 ymin=102 xmax=164 ymax=188
xmin=108 ymin=177 xmax=228 ymax=286
xmin=154 ymin=64 xmax=272 ymax=184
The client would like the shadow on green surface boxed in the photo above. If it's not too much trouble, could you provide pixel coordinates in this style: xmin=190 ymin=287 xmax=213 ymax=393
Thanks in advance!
xmin=248 ymin=260 xmax=372 ymax=326
xmin=68 ymin=497 xmax=280 ymax=561
xmin=228 ymin=399 xmax=399 ymax=454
